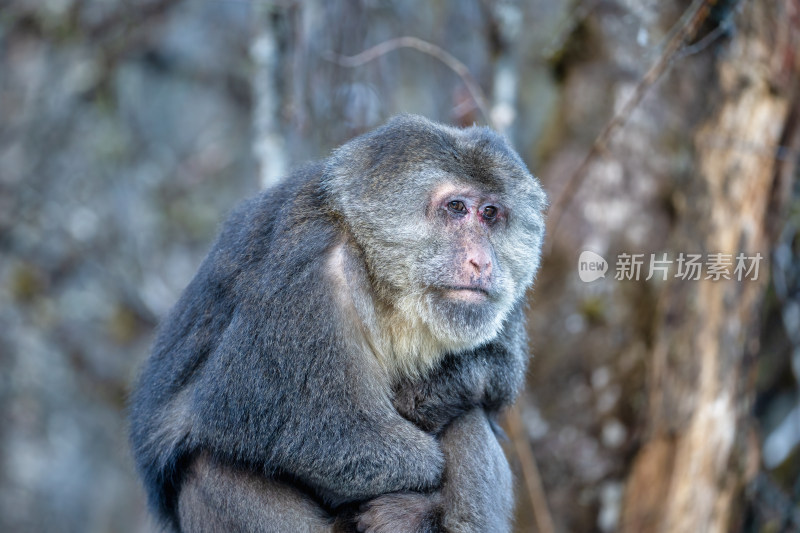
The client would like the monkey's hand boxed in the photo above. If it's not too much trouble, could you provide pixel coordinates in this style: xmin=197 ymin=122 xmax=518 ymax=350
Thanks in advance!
xmin=355 ymin=491 xmax=442 ymax=533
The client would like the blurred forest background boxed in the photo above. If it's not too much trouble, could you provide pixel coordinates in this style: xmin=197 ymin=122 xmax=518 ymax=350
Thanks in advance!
xmin=1 ymin=0 xmax=799 ymax=532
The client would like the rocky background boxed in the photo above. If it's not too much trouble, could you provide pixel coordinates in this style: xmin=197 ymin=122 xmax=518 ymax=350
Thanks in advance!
xmin=1 ymin=1 xmax=798 ymax=532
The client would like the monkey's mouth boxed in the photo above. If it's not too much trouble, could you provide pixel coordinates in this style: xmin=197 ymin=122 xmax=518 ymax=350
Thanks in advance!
xmin=439 ymin=286 xmax=491 ymax=302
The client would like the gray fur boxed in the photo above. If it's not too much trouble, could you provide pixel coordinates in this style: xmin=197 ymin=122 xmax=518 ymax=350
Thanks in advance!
xmin=129 ymin=115 xmax=546 ymax=532
xmin=178 ymin=453 xmax=336 ymax=533
xmin=357 ymin=409 xmax=513 ymax=533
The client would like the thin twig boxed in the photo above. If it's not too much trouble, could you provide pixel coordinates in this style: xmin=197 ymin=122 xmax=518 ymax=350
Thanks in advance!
xmin=506 ymin=404 xmax=556 ymax=533
xmin=324 ymin=36 xmax=493 ymax=127
xmin=676 ymin=20 xmax=729 ymax=59
xmin=545 ymin=0 xmax=719 ymax=251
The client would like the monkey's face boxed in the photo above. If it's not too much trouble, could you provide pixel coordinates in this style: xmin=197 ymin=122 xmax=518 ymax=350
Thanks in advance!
xmin=324 ymin=115 xmax=547 ymax=350
xmin=409 ymin=182 xmax=511 ymax=347
xmin=427 ymin=184 xmax=500 ymax=302
xmin=408 ymin=175 xmax=543 ymax=349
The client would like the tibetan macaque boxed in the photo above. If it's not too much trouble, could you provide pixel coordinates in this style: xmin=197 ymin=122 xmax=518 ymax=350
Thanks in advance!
xmin=129 ymin=115 xmax=547 ymax=532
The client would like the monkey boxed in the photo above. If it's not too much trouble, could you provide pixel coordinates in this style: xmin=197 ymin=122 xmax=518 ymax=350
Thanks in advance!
xmin=129 ymin=114 xmax=547 ymax=532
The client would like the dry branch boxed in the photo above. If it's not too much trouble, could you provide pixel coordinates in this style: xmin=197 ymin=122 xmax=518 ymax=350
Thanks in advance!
xmin=324 ymin=36 xmax=492 ymax=127
xmin=545 ymin=0 xmax=718 ymax=249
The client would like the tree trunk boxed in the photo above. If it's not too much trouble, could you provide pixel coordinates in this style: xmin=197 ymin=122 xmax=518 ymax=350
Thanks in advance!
xmin=621 ymin=1 xmax=800 ymax=531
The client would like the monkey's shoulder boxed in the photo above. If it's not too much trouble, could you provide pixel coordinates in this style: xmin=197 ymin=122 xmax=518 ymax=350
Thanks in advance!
xmin=214 ymin=162 xmax=334 ymax=264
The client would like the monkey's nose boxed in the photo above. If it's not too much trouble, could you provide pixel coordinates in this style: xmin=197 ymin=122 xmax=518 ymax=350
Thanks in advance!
xmin=468 ymin=254 xmax=492 ymax=276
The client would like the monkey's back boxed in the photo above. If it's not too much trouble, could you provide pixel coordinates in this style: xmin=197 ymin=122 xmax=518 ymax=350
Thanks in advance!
xmin=129 ymin=163 xmax=347 ymax=526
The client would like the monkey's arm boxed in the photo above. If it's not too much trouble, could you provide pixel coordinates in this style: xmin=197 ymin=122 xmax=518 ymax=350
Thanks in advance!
xmin=189 ymin=303 xmax=446 ymax=509
xmin=356 ymin=408 xmax=513 ymax=533
xmin=438 ymin=409 xmax=513 ymax=532
xmin=178 ymin=452 xmax=344 ymax=533
xmin=393 ymin=304 xmax=528 ymax=434
xmin=177 ymin=411 xmax=511 ymax=533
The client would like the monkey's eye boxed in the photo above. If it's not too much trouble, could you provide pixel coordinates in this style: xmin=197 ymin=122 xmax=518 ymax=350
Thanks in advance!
xmin=448 ymin=200 xmax=467 ymax=214
xmin=482 ymin=205 xmax=498 ymax=220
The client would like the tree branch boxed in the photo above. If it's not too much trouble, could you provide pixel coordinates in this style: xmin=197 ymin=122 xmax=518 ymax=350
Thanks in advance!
xmin=324 ymin=36 xmax=493 ymax=128
xmin=545 ymin=0 xmax=718 ymax=251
